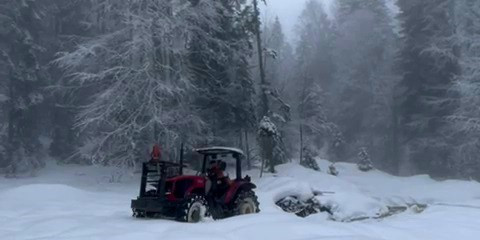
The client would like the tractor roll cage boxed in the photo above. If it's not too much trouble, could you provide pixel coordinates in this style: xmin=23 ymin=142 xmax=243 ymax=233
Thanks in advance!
xmin=195 ymin=147 xmax=244 ymax=180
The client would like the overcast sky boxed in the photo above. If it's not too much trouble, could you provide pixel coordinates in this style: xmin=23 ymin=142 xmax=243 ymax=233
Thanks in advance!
xmin=259 ymin=0 xmax=333 ymax=43
xmin=258 ymin=0 xmax=397 ymax=43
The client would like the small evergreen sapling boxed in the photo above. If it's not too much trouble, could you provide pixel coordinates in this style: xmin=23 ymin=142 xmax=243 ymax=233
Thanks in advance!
xmin=357 ymin=147 xmax=373 ymax=172
xmin=300 ymin=147 xmax=320 ymax=171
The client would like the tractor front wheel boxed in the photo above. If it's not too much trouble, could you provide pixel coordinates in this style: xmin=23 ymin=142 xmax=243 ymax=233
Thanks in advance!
xmin=233 ymin=190 xmax=260 ymax=216
xmin=132 ymin=209 xmax=145 ymax=218
xmin=177 ymin=195 xmax=208 ymax=223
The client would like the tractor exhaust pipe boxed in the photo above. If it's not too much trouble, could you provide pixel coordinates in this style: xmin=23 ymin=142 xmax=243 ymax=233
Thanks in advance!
xmin=179 ymin=142 xmax=184 ymax=175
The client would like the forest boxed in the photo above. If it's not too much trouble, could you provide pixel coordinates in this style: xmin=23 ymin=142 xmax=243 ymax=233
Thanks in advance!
xmin=1 ymin=0 xmax=480 ymax=181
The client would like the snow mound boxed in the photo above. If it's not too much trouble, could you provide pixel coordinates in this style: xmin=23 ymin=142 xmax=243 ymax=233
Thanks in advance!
xmin=316 ymin=192 xmax=388 ymax=221
xmin=259 ymin=163 xmax=390 ymax=221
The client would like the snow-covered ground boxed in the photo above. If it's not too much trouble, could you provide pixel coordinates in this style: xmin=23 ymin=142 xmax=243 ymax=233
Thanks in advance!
xmin=1 ymin=159 xmax=480 ymax=240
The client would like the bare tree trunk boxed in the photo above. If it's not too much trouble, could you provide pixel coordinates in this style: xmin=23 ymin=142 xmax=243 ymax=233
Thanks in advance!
xmin=259 ymin=137 xmax=273 ymax=178
xmin=6 ymin=56 xmax=16 ymax=175
xmin=253 ymin=0 xmax=272 ymax=177
xmin=299 ymin=124 xmax=304 ymax=164
xmin=260 ymin=156 xmax=265 ymax=178
xmin=238 ymin=128 xmax=244 ymax=151
xmin=245 ymin=130 xmax=251 ymax=170
xmin=391 ymin=98 xmax=400 ymax=175
xmin=253 ymin=0 xmax=269 ymax=117
xmin=299 ymin=73 xmax=308 ymax=165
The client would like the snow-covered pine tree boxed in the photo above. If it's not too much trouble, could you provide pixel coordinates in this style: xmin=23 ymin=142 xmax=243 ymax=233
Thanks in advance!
xmin=397 ymin=0 xmax=459 ymax=177
xmin=357 ymin=147 xmax=373 ymax=172
xmin=0 ymin=0 xmax=46 ymax=175
xmin=56 ymin=0 xmax=221 ymax=168
xmin=251 ymin=0 xmax=289 ymax=173
xmin=189 ymin=0 xmax=256 ymax=147
xmin=47 ymin=0 xmax=97 ymax=163
xmin=257 ymin=116 xmax=284 ymax=175
xmin=300 ymin=147 xmax=320 ymax=171
xmin=263 ymin=17 xmax=294 ymax=160
xmin=331 ymin=0 xmax=398 ymax=168
xmin=264 ymin=17 xmax=286 ymax=91
xmin=447 ymin=0 xmax=480 ymax=179
xmin=294 ymin=1 xmax=338 ymax=161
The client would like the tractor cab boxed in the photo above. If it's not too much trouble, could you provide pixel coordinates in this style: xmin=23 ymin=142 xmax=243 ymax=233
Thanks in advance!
xmin=196 ymin=147 xmax=245 ymax=179
xmin=131 ymin=146 xmax=259 ymax=222
xmin=196 ymin=147 xmax=251 ymax=200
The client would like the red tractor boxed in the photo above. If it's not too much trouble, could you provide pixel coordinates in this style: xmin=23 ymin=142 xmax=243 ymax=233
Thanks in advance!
xmin=131 ymin=146 xmax=260 ymax=222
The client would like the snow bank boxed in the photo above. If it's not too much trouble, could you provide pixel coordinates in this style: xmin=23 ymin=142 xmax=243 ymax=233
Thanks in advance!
xmin=1 ymin=160 xmax=480 ymax=240
xmin=319 ymin=159 xmax=480 ymax=205
xmin=257 ymin=163 xmax=390 ymax=221
xmin=316 ymin=192 xmax=388 ymax=221
xmin=262 ymin=160 xmax=480 ymax=222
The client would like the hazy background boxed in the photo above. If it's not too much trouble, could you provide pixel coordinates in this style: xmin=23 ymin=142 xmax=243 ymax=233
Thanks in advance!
xmin=260 ymin=0 xmax=333 ymax=42
xmin=260 ymin=0 xmax=398 ymax=43
xmin=1 ymin=0 xmax=479 ymax=181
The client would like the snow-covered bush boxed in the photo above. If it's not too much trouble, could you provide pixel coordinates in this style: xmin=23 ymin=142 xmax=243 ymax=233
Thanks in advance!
xmin=357 ymin=147 xmax=373 ymax=172
xmin=328 ymin=163 xmax=339 ymax=176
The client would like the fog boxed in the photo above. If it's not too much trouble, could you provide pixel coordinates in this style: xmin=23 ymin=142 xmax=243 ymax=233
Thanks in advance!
xmin=260 ymin=0 xmax=333 ymax=42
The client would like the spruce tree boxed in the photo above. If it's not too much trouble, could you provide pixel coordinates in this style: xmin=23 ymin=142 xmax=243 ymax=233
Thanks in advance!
xmin=263 ymin=17 xmax=292 ymax=164
xmin=300 ymin=147 xmax=320 ymax=171
xmin=357 ymin=147 xmax=373 ymax=172
xmin=397 ymin=0 xmax=459 ymax=176
xmin=332 ymin=0 xmax=398 ymax=167
xmin=0 ymin=0 xmax=46 ymax=174
xmin=258 ymin=116 xmax=283 ymax=174
xmin=447 ymin=0 xmax=480 ymax=179
xmin=189 ymin=0 xmax=256 ymax=146
xmin=295 ymin=0 xmax=337 ymax=162
xmin=48 ymin=0 xmax=96 ymax=163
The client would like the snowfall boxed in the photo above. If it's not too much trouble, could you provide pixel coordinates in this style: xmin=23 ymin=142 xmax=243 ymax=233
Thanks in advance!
xmin=1 ymin=159 xmax=480 ymax=240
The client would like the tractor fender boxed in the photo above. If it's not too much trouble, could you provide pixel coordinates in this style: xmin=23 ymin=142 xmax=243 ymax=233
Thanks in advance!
xmin=225 ymin=182 xmax=257 ymax=204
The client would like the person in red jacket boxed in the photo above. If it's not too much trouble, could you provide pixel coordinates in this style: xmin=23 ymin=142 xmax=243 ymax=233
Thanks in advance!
xmin=150 ymin=145 xmax=162 ymax=163
xmin=207 ymin=160 xmax=230 ymax=198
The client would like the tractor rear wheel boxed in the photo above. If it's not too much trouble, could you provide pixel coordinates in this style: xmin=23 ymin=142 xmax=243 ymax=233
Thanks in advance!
xmin=233 ymin=190 xmax=260 ymax=216
xmin=177 ymin=195 xmax=208 ymax=223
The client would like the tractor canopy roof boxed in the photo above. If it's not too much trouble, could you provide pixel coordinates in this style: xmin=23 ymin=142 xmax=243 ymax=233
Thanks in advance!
xmin=195 ymin=147 xmax=244 ymax=156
